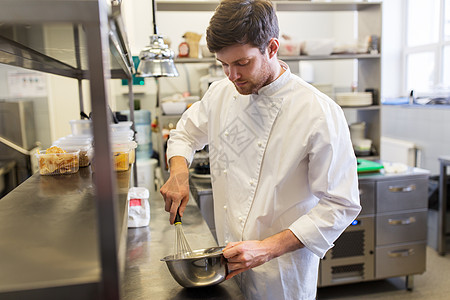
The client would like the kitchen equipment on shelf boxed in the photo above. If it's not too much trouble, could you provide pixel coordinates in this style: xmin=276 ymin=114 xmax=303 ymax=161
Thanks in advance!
xmin=349 ymin=122 xmax=373 ymax=156
xmin=301 ymin=38 xmax=335 ymax=56
xmin=161 ymin=101 xmax=187 ymax=115
xmin=161 ymin=246 xmax=227 ymax=288
xmin=353 ymin=139 xmax=373 ymax=156
xmin=161 ymin=94 xmax=187 ymax=115
xmin=335 ymin=92 xmax=372 ymax=107
xmin=350 ymin=122 xmax=366 ymax=142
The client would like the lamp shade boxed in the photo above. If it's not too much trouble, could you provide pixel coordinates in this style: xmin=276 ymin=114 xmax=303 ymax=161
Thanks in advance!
xmin=136 ymin=35 xmax=179 ymax=77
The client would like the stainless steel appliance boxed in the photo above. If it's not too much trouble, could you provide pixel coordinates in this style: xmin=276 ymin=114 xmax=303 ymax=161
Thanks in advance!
xmin=0 ymin=101 xmax=36 ymax=150
xmin=0 ymin=101 xmax=38 ymax=187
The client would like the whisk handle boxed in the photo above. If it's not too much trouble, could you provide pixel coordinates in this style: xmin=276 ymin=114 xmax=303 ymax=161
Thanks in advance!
xmin=174 ymin=210 xmax=182 ymax=225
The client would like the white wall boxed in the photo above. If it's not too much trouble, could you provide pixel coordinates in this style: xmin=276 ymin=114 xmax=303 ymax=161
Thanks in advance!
xmin=381 ymin=0 xmax=404 ymax=98
xmin=0 ymin=0 xmax=406 ymax=150
xmin=382 ymin=105 xmax=450 ymax=175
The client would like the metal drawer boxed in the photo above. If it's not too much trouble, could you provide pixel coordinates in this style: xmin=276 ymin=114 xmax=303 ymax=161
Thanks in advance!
xmin=375 ymin=242 xmax=426 ymax=279
xmin=376 ymin=178 xmax=428 ymax=213
xmin=359 ymin=181 xmax=375 ymax=215
xmin=376 ymin=211 xmax=427 ymax=246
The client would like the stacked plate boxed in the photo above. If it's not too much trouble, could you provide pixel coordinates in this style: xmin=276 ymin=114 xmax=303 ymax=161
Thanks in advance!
xmin=335 ymin=92 xmax=372 ymax=107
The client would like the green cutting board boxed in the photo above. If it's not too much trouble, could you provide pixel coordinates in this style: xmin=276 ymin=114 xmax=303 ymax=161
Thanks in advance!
xmin=357 ymin=159 xmax=384 ymax=173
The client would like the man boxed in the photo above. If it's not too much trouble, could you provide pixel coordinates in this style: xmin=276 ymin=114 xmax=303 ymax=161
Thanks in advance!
xmin=160 ymin=0 xmax=361 ymax=299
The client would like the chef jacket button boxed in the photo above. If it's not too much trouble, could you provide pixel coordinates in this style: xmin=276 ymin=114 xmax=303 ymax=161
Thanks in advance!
xmin=224 ymin=131 xmax=229 ymax=136
xmin=257 ymin=141 xmax=263 ymax=147
xmin=223 ymin=169 xmax=227 ymax=174
xmin=225 ymin=240 xmax=229 ymax=244
xmin=233 ymin=95 xmax=237 ymax=100
xmin=249 ymin=180 xmax=254 ymax=186
xmin=223 ymin=205 xmax=227 ymax=210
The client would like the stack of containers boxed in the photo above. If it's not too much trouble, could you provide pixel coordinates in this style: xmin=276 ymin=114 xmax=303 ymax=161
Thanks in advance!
xmin=52 ymin=119 xmax=94 ymax=168
xmin=120 ymin=110 xmax=157 ymax=192
xmin=120 ymin=110 xmax=153 ymax=160
xmin=53 ymin=136 xmax=93 ymax=168
xmin=110 ymin=121 xmax=138 ymax=171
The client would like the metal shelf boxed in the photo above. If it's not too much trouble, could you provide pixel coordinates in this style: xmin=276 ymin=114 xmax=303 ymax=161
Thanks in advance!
xmin=0 ymin=1 xmax=135 ymax=299
xmin=342 ymin=105 xmax=381 ymax=111
xmin=0 ymin=1 xmax=133 ymax=79
xmin=174 ymin=54 xmax=380 ymax=64
xmin=156 ymin=0 xmax=383 ymax=12
xmin=280 ymin=53 xmax=380 ymax=61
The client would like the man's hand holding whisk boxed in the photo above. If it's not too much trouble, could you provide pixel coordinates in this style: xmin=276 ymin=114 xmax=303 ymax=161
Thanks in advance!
xmin=160 ymin=156 xmax=190 ymax=224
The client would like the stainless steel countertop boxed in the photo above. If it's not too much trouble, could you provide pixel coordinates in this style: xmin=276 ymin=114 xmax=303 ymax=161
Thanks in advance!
xmin=358 ymin=166 xmax=430 ymax=181
xmin=123 ymin=193 xmax=244 ymax=300
xmin=0 ymin=166 xmax=130 ymax=297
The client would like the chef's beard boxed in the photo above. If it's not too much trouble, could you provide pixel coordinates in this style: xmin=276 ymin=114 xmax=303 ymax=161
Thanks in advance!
xmin=233 ymin=57 xmax=274 ymax=95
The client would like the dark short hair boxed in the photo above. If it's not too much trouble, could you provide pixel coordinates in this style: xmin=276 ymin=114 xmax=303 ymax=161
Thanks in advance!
xmin=206 ymin=0 xmax=279 ymax=54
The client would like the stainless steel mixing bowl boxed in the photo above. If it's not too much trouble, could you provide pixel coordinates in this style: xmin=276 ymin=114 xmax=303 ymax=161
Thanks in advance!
xmin=161 ymin=246 xmax=227 ymax=288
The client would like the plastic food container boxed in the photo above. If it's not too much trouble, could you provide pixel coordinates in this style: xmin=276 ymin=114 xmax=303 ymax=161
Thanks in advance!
xmin=54 ymin=144 xmax=93 ymax=167
xmin=69 ymin=119 xmax=92 ymax=136
xmin=62 ymin=135 xmax=94 ymax=144
xmin=36 ymin=150 xmax=80 ymax=175
xmin=113 ymin=141 xmax=137 ymax=165
xmin=110 ymin=121 xmax=133 ymax=133
xmin=53 ymin=136 xmax=93 ymax=167
xmin=111 ymin=129 xmax=134 ymax=142
xmin=112 ymin=150 xmax=130 ymax=171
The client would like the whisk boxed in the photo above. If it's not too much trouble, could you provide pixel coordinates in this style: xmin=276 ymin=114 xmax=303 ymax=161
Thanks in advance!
xmin=174 ymin=210 xmax=193 ymax=259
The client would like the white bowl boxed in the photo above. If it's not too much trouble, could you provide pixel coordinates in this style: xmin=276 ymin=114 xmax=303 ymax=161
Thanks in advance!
xmin=161 ymin=101 xmax=187 ymax=115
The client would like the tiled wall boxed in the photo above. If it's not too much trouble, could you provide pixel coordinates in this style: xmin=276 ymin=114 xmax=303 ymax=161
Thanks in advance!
xmin=381 ymin=105 xmax=450 ymax=175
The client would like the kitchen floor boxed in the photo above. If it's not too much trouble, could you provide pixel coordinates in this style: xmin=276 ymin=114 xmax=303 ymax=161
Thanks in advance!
xmin=317 ymin=246 xmax=450 ymax=299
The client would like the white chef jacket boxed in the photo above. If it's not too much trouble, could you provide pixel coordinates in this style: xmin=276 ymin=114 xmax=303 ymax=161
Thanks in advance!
xmin=167 ymin=62 xmax=361 ymax=300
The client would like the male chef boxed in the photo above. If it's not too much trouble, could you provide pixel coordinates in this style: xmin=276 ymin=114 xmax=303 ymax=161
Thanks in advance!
xmin=160 ymin=0 xmax=361 ymax=299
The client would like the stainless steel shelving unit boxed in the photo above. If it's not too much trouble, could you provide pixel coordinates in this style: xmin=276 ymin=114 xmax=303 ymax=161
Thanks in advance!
xmin=156 ymin=0 xmax=381 ymax=12
xmin=157 ymin=0 xmax=383 ymax=160
xmin=0 ymin=1 xmax=134 ymax=299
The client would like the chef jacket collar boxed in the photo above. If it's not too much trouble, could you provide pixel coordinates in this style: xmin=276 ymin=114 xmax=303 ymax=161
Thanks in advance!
xmin=255 ymin=60 xmax=290 ymax=97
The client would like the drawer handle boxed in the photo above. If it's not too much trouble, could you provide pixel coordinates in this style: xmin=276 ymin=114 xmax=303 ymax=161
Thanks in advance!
xmin=388 ymin=249 xmax=415 ymax=257
xmin=388 ymin=184 xmax=416 ymax=193
xmin=388 ymin=216 xmax=416 ymax=225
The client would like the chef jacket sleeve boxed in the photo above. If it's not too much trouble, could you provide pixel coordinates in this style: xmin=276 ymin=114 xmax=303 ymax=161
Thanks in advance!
xmin=166 ymin=88 xmax=212 ymax=166
xmin=288 ymin=103 xmax=361 ymax=258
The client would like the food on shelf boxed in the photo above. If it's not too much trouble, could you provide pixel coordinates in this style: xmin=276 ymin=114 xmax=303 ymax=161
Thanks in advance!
xmin=113 ymin=151 xmax=130 ymax=171
xmin=36 ymin=146 xmax=80 ymax=175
